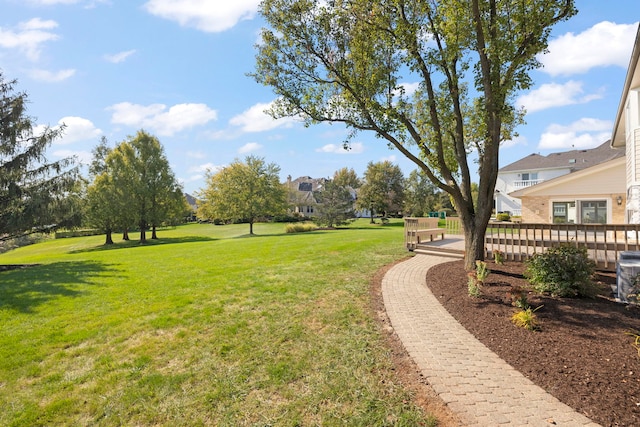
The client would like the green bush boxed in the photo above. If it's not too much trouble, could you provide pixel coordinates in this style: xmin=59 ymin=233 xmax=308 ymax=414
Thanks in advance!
xmin=524 ymin=244 xmax=597 ymax=297
xmin=285 ymin=223 xmax=316 ymax=233
xmin=496 ymin=212 xmax=511 ymax=221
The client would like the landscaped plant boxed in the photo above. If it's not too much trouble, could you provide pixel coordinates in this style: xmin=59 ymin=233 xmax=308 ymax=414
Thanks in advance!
xmin=494 ymin=249 xmax=505 ymax=264
xmin=475 ymin=260 xmax=490 ymax=284
xmin=511 ymin=305 xmax=543 ymax=331
xmin=285 ymin=223 xmax=316 ymax=233
xmin=467 ymin=261 xmax=490 ymax=297
xmin=496 ymin=212 xmax=511 ymax=222
xmin=524 ymin=244 xmax=597 ymax=297
xmin=626 ymin=330 xmax=640 ymax=358
xmin=468 ymin=272 xmax=482 ymax=297
xmin=507 ymin=285 xmax=530 ymax=309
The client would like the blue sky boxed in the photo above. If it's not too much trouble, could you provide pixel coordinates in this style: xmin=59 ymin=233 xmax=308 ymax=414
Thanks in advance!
xmin=1 ymin=1 xmax=638 ymax=195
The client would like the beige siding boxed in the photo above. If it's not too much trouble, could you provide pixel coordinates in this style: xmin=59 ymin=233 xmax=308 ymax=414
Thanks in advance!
xmin=520 ymin=196 xmax=549 ymax=223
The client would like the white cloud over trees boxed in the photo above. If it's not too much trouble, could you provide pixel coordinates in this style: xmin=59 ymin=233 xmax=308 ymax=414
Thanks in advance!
xmin=143 ymin=0 xmax=261 ymax=33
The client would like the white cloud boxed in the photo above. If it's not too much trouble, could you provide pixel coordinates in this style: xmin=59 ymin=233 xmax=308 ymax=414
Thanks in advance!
xmin=238 ymin=142 xmax=262 ymax=154
xmin=108 ymin=102 xmax=218 ymax=136
xmin=517 ymin=80 xmax=603 ymax=113
xmin=144 ymin=0 xmax=261 ymax=33
xmin=56 ymin=116 xmax=102 ymax=144
xmin=33 ymin=116 xmax=101 ymax=145
xmin=229 ymin=101 xmax=298 ymax=132
xmin=538 ymin=118 xmax=613 ymax=150
xmin=104 ymin=49 xmax=136 ymax=63
xmin=539 ymin=21 xmax=637 ymax=76
xmin=0 ymin=18 xmax=59 ymax=61
xmin=28 ymin=68 xmax=76 ymax=82
xmin=380 ymin=154 xmax=397 ymax=163
xmin=500 ymin=135 xmax=528 ymax=150
xmin=397 ymin=82 xmax=421 ymax=97
xmin=316 ymin=142 xmax=364 ymax=154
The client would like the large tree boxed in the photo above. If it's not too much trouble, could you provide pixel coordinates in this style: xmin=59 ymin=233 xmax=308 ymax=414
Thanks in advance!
xmin=313 ymin=179 xmax=355 ymax=227
xmin=356 ymin=161 xmax=405 ymax=221
xmin=254 ymin=0 xmax=576 ymax=269
xmin=197 ymin=156 xmax=287 ymax=235
xmin=86 ymin=131 xmax=184 ymax=244
xmin=0 ymin=73 xmax=82 ymax=241
xmin=404 ymin=169 xmax=440 ymax=217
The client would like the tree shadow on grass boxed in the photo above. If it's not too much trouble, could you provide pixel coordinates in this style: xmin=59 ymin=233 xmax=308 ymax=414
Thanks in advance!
xmin=69 ymin=235 xmax=216 ymax=254
xmin=0 ymin=261 xmax=121 ymax=313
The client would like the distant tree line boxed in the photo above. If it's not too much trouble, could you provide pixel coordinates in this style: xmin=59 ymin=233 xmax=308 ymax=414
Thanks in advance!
xmin=1 ymin=71 xmax=457 ymax=246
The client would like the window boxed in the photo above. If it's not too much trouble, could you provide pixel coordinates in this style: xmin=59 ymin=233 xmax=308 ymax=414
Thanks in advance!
xmin=581 ymin=201 xmax=607 ymax=224
xmin=552 ymin=202 xmax=576 ymax=223
xmin=521 ymin=172 xmax=538 ymax=181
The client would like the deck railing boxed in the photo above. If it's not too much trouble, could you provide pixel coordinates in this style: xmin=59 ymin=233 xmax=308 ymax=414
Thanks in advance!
xmin=405 ymin=217 xmax=640 ymax=271
xmin=486 ymin=222 xmax=640 ymax=271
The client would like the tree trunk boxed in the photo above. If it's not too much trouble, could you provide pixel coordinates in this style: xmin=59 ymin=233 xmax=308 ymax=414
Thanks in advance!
xmin=370 ymin=207 xmax=375 ymax=224
xmin=105 ymin=229 xmax=114 ymax=245
xmin=140 ymin=221 xmax=147 ymax=243
xmin=249 ymin=220 xmax=254 ymax=235
xmin=151 ymin=225 xmax=158 ymax=239
xmin=122 ymin=229 xmax=130 ymax=241
xmin=458 ymin=197 xmax=493 ymax=271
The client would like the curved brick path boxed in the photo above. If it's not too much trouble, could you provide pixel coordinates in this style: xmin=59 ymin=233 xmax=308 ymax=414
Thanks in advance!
xmin=382 ymin=253 xmax=601 ymax=426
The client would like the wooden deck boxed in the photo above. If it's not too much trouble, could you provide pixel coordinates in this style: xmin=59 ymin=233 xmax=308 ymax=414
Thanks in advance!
xmin=405 ymin=218 xmax=640 ymax=271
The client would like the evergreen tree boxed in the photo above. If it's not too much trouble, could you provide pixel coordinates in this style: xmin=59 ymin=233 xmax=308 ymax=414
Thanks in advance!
xmin=0 ymin=72 xmax=81 ymax=241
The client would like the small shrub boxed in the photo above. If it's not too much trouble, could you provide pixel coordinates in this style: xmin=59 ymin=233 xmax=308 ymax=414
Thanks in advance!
xmin=475 ymin=260 xmax=490 ymax=284
xmin=285 ymin=223 xmax=316 ymax=233
xmin=511 ymin=306 xmax=542 ymax=331
xmin=626 ymin=330 xmax=640 ymax=358
xmin=524 ymin=244 xmax=597 ymax=297
xmin=493 ymin=250 xmax=504 ymax=265
xmin=467 ymin=272 xmax=481 ymax=297
xmin=507 ymin=286 xmax=530 ymax=309
xmin=467 ymin=261 xmax=490 ymax=297
xmin=496 ymin=212 xmax=511 ymax=222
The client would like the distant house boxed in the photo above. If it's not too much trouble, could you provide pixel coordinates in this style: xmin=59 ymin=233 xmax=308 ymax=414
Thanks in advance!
xmin=611 ymin=23 xmax=640 ymax=224
xmin=285 ymin=176 xmax=327 ymax=216
xmin=495 ymin=141 xmax=624 ymax=219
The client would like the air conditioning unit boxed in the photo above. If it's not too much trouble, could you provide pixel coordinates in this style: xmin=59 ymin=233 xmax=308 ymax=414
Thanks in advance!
xmin=616 ymin=251 xmax=640 ymax=303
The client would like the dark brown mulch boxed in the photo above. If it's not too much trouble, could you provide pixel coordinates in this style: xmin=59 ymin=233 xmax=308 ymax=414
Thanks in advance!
xmin=426 ymin=259 xmax=640 ymax=427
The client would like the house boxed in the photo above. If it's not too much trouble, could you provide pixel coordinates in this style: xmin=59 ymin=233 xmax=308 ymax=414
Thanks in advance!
xmin=285 ymin=176 xmax=327 ymax=216
xmin=611 ymin=23 xmax=640 ymax=224
xmin=495 ymin=141 xmax=624 ymax=218
xmin=508 ymin=154 xmax=626 ymax=223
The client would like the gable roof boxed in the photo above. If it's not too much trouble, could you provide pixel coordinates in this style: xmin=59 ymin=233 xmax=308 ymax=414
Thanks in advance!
xmin=612 ymin=23 xmax=640 ymax=148
xmin=499 ymin=140 xmax=623 ymax=173
xmin=510 ymin=156 xmax=626 ymax=197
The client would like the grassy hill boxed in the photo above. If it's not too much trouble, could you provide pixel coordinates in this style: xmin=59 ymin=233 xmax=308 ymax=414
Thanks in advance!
xmin=0 ymin=220 xmax=437 ymax=426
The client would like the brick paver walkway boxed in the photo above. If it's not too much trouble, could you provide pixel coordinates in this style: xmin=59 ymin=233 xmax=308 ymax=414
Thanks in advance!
xmin=382 ymin=254 xmax=601 ymax=426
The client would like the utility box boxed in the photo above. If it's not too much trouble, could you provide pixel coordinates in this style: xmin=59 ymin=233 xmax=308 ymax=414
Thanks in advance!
xmin=616 ymin=251 xmax=640 ymax=303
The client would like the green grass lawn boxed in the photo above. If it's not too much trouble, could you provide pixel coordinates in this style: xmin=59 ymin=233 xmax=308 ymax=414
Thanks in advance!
xmin=0 ymin=220 xmax=437 ymax=426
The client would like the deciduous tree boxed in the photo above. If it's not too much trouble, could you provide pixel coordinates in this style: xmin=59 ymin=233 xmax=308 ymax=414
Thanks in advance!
xmin=404 ymin=169 xmax=439 ymax=217
xmin=254 ymin=0 xmax=576 ymax=269
xmin=0 ymin=72 xmax=82 ymax=241
xmin=197 ymin=156 xmax=287 ymax=235
xmin=356 ymin=161 xmax=404 ymax=221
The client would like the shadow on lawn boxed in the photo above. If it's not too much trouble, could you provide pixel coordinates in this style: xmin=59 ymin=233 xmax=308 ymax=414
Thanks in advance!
xmin=70 ymin=235 xmax=216 ymax=254
xmin=0 ymin=260 xmax=120 ymax=313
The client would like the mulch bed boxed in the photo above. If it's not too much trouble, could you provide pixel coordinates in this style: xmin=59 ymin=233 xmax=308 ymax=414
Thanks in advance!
xmin=426 ymin=259 xmax=640 ymax=426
